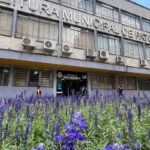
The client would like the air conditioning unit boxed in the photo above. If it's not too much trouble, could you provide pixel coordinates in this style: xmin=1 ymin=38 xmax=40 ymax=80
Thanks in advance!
xmin=140 ymin=59 xmax=147 ymax=66
xmin=44 ymin=40 xmax=57 ymax=51
xmin=62 ymin=43 xmax=73 ymax=54
xmin=116 ymin=56 xmax=124 ymax=64
xmin=99 ymin=50 xmax=109 ymax=60
xmin=22 ymin=37 xmax=36 ymax=49
xmin=86 ymin=49 xmax=97 ymax=57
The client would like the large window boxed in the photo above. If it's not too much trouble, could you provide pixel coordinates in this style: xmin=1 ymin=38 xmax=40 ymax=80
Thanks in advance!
xmin=91 ymin=73 xmax=114 ymax=90
xmin=96 ymin=3 xmax=119 ymax=22
xmin=13 ymin=68 xmax=53 ymax=87
xmin=123 ymin=40 xmax=144 ymax=58
xmin=145 ymin=45 xmax=150 ymax=59
xmin=63 ymin=0 xmax=94 ymax=13
xmin=97 ymin=34 xmax=121 ymax=55
xmin=16 ymin=14 xmax=59 ymax=41
xmin=63 ymin=25 xmax=94 ymax=50
xmin=118 ymin=76 xmax=136 ymax=90
xmin=0 ymin=67 xmax=10 ymax=86
xmin=0 ymin=9 xmax=13 ymax=36
xmin=13 ymin=68 xmax=28 ymax=86
xmin=142 ymin=19 xmax=150 ymax=32
xmin=121 ymin=12 xmax=140 ymax=29
xmin=138 ymin=78 xmax=150 ymax=90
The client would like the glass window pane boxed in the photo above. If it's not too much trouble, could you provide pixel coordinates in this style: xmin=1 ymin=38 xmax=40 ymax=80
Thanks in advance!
xmin=29 ymin=70 xmax=39 ymax=87
xmin=0 ymin=67 xmax=9 ymax=86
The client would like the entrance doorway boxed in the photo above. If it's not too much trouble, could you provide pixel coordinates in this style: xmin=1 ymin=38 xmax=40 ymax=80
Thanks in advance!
xmin=57 ymin=71 xmax=87 ymax=96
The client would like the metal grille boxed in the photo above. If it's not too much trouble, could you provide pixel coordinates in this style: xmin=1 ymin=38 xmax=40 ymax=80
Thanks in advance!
xmin=91 ymin=73 xmax=114 ymax=90
xmin=13 ymin=68 xmax=53 ymax=87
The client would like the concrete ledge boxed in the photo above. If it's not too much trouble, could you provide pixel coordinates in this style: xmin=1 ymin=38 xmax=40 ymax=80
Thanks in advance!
xmin=0 ymin=50 xmax=150 ymax=75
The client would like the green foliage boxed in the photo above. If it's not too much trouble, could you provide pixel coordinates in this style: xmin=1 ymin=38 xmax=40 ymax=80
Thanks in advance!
xmin=0 ymin=95 xmax=150 ymax=150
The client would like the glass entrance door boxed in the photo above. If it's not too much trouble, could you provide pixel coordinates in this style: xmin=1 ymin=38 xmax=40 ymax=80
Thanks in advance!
xmin=57 ymin=71 xmax=87 ymax=96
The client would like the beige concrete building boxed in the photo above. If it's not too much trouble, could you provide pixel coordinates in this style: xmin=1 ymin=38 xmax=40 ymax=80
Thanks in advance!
xmin=0 ymin=0 xmax=150 ymax=97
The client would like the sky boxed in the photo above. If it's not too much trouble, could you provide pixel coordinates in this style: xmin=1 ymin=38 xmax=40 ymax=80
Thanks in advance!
xmin=132 ymin=0 xmax=150 ymax=8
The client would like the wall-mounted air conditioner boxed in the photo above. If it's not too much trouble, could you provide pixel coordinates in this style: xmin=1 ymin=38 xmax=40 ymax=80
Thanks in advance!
xmin=62 ymin=43 xmax=73 ymax=54
xmin=22 ymin=37 xmax=36 ymax=49
xmin=116 ymin=56 xmax=124 ymax=64
xmin=99 ymin=50 xmax=109 ymax=60
xmin=86 ymin=49 xmax=97 ymax=58
xmin=140 ymin=59 xmax=147 ymax=66
xmin=44 ymin=40 xmax=57 ymax=52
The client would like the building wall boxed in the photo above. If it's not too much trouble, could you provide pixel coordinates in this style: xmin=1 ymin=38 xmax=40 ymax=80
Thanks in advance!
xmin=0 ymin=0 xmax=150 ymax=97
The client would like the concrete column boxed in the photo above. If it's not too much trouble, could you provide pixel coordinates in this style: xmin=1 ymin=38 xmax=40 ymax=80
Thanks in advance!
xmin=12 ymin=9 xmax=18 ymax=37
xmin=136 ymin=77 xmax=139 ymax=90
xmin=93 ymin=0 xmax=96 ymax=15
xmin=118 ymin=8 xmax=122 ymax=24
xmin=94 ymin=30 xmax=98 ymax=50
xmin=143 ymin=43 xmax=146 ymax=59
xmin=87 ymin=72 xmax=91 ymax=96
xmin=53 ymin=70 xmax=57 ymax=96
xmin=8 ymin=66 xmax=14 ymax=87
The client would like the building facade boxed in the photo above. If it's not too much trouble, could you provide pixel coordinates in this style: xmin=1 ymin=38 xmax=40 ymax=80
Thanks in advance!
xmin=0 ymin=0 xmax=150 ymax=97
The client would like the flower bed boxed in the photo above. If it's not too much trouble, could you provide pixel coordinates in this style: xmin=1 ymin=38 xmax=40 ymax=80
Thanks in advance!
xmin=0 ymin=91 xmax=150 ymax=149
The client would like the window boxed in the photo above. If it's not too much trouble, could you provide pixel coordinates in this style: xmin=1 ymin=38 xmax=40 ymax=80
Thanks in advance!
xmin=142 ymin=19 xmax=150 ymax=32
xmin=91 ymin=73 xmax=114 ymax=90
xmin=29 ymin=70 xmax=39 ymax=87
xmin=63 ymin=0 xmax=94 ymax=13
xmin=41 ymin=70 xmax=53 ymax=87
xmin=145 ymin=45 xmax=150 ymax=59
xmin=16 ymin=14 xmax=59 ymax=41
xmin=97 ymin=34 xmax=121 ymax=55
xmin=124 ymin=40 xmax=144 ymax=58
xmin=0 ymin=9 xmax=13 ymax=36
xmin=121 ymin=12 xmax=140 ymax=29
xmin=96 ymin=3 xmax=119 ymax=22
xmin=63 ymin=25 xmax=94 ymax=50
xmin=138 ymin=78 xmax=150 ymax=90
xmin=0 ymin=67 xmax=10 ymax=86
xmin=13 ymin=68 xmax=53 ymax=87
xmin=13 ymin=68 xmax=28 ymax=86
xmin=118 ymin=76 xmax=136 ymax=90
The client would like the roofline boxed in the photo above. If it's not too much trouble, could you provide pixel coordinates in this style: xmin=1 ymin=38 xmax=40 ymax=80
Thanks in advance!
xmin=127 ymin=0 xmax=150 ymax=11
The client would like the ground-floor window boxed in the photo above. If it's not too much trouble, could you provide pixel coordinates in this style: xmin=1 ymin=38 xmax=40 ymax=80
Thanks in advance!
xmin=118 ymin=76 xmax=136 ymax=90
xmin=138 ymin=78 xmax=150 ymax=90
xmin=13 ymin=67 xmax=53 ymax=87
xmin=91 ymin=73 xmax=115 ymax=90
xmin=0 ymin=67 xmax=10 ymax=86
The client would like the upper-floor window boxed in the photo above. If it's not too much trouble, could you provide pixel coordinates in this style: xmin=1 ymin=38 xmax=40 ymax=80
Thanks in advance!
xmin=142 ymin=19 xmax=150 ymax=32
xmin=63 ymin=0 xmax=94 ymax=13
xmin=0 ymin=67 xmax=10 ymax=86
xmin=63 ymin=25 xmax=94 ymax=50
xmin=16 ymin=14 xmax=59 ymax=41
xmin=96 ymin=3 xmax=119 ymax=22
xmin=123 ymin=40 xmax=144 ymax=58
xmin=121 ymin=12 xmax=140 ymax=29
xmin=97 ymin=34 xmax=121 ymax=55
xmin=145 ymin=45 xmax=150 ymax=59
xmin=0 ymin=8 xmax=13 ymax=36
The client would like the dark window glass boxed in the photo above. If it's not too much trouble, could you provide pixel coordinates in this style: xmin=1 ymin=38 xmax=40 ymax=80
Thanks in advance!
xmin=29 ymin=70 xmax=39 ymax=87
xmin=138 ymin=78 xmax=150 ymax=90
xmin=0 ymin=67 xmax=9 ymax=86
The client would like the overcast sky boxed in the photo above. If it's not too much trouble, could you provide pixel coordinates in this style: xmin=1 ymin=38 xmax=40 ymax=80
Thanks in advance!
xmin=132 ymin=0 xmax=150 ymax=8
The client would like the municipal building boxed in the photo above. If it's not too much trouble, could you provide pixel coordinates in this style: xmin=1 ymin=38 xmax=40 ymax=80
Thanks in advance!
xmin=0 ymin=0 xmax=150 ymax=97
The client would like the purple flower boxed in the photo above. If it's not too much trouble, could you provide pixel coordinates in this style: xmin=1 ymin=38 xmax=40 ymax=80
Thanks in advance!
xmin=37 ymin=143 xmax=44 ymax=150
xmin=78 ymin=118 xmax=88 ymax=130
xmin=105 ymin=145 xmax=113 ymax=150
